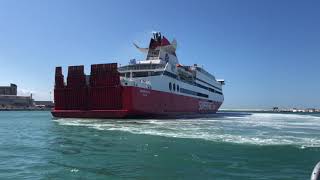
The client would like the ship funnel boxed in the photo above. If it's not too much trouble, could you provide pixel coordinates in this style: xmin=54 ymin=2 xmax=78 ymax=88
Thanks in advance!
xmin=153 ymin=31 xmax=162 ymax=42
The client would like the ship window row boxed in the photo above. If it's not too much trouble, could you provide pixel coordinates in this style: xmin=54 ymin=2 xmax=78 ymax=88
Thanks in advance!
xmin=132 ymin=71 xmax=163 ymax=78
xmin=120 ymin=71 xmax=163 ymax=78
xmin=118 ymin=64 xmax=166 ymax=71
xmin=120 ymin=72 xmax=131 ymax=77
xmin=122 ymin=70 xmax=222 ymax=94
xmin=120 ymin=70 xmax=223 ymax=96
xmin=179 ymin=88 xmax=209 ymax=98
xmin=147 ymin=49 xmax=160 ymax=59
xmin=195 ymin=67 xmax=216 ymax=81
xmin=163 ymin=71 xmax=178 ymax=79
xmin=196 ymin=78 xmax=222 ymax=91
xmin=169 ymin=82 xmax=207 ymax=98
xmin=195 ymin=82 xmax=223 ymax=95
xmin=163 ymin=71 xmax=223 ymax=95
xmin=169 ymin=82 xmax=180 ymax=92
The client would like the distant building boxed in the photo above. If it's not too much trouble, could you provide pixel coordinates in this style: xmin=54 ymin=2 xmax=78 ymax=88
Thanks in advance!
xmin=306 ymin=108 xmax=316 ymax=113
xmin=0 ymin=84 xmax=33 ymax=108
xmin=34 ymin=101 xmax=54 ymax=108
xmin=0 ymin=84 xmax=17 ymax=95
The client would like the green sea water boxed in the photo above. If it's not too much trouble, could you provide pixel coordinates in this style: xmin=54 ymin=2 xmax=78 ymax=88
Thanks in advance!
xmin=0 ymin=111 xmax=320 ymax=179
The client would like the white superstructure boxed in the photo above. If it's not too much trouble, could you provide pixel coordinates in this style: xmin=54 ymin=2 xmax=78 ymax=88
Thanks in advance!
xmin=118 ymin=32 xmax=224 ymax=104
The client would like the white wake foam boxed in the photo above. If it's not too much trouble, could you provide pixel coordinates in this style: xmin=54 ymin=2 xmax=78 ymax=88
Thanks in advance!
xmin=53 ymin=113 xmax=320 ymax=147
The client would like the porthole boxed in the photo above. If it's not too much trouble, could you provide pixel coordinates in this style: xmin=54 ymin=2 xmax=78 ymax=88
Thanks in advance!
xmin=173 ymin=83 xmax=176 ymax=91
xmin=177 ymin=85 xmax=180 ymax=92
xmin=169 ymin=82 xmax=172 ymax=91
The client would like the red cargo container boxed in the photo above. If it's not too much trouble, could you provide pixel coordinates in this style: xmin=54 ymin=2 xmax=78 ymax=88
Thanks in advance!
xmin=90 ymin=63 xmax=118 ymax=76
xmin=64 ymin=65 xmax=87 ymax=88
xmin=54 ymin=88 xmax=66 ymax=110
xmin=90 ymin=72 xmax=120 ymax=87
xmin=55 ymin=76 xmax=64 ymax=88
xmin=88 ymin=86 xmax=122 ymax=110
xmin=55 ymin=67 xmax=63 ymax=76
xmin=55 ymin=67 xmax=65 ymax=88
xmin=68 ymin=65 xmax=84 ymax=76
xmin=54 ymin=63 xmax=123 ymax=113
xmin=64 ymin=87 xmax=88 ymax=110
xmin=67 ymin=75 xmax=86 ymax=88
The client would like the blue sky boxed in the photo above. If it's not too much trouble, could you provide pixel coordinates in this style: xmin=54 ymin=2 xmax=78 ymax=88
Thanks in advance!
xmin=0 ymin=0 xmax=319 ymax=109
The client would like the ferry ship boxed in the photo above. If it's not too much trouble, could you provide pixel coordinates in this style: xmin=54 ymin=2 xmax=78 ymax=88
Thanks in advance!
xmin=51 ymin=32 xmax=225 ymax=118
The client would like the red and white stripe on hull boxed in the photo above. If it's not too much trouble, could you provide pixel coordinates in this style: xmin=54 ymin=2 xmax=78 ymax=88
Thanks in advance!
xmin=51 ymin=86 xmax=222 ymax=119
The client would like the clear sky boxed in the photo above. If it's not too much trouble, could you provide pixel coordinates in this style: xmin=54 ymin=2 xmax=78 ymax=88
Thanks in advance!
xmin=0 ymin=0 xmax=319 ymax=109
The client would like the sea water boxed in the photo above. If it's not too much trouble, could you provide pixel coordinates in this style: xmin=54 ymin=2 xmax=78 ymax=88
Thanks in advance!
xmin=0 ymin=111 xmax=319 ymax=179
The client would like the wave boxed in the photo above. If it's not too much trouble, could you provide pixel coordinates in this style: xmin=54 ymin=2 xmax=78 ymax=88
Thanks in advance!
xmin=53 ymin=113 xmax=320 ymax=148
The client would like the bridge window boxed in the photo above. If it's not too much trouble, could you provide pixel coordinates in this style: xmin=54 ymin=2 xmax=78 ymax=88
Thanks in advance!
xmin=147 ymin=50 xmax=160 ymax=60
xmin=132 ymin=72 xmax=149 ymax=77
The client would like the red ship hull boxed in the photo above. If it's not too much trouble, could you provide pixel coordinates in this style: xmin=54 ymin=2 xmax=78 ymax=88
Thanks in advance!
xmin=51 ymin=64 xmax=223 ymax=119
xmin=51 ymin=86 xmax=222 ymax=119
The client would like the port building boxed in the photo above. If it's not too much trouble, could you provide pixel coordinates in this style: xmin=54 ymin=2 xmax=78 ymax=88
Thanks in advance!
xmin=0 ymin=84 xmax=33 ymax=108
xmin=0 ymin=83 xmax=17 ymax=95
